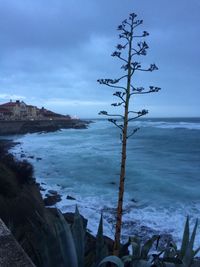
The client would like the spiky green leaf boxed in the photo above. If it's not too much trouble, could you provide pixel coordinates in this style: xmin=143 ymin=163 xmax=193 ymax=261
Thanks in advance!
xmin=98 ymin=256 xmax=124 ymax=267
xmin=180 ymin=216 xmax=190 ymax=259
xmin=141 ymin=235 xmax=159 ymax=259
xmin=183 ymin=219 xmax=198 ymax=267
xmin=54 ymin=210 xmax=78 ymax=267
xmin=96 ymin=214 xmax=108 ymax=266
xmin=72 ymin=206 xmax=85 ymax=267
xmin=130 ymin=236 xmax=141 ymax=258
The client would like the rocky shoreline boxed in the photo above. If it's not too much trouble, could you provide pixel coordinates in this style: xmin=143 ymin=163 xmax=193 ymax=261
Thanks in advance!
xmin=0 ymin=139 xmax=115 ymax=267
xmin=0 ymin=118 xmax=91 ymax=135
xmin=1 ymin=139 xmax=200 ymax=266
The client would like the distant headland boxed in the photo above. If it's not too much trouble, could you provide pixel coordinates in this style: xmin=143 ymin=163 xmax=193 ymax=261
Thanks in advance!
xmin=0 ymin=100 xmax=90 ymax=135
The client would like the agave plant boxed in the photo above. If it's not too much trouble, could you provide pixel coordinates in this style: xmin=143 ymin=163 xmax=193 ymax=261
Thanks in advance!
xmin=95 ymin=214 xmax=109 ymax=266
xmin=98 ymin=235 xmax=159 ymax=267
xmin=54 ymin=209 xmax=79 ymax=267
xmin=98 ymin=255 xmax=124 ymax=267
xmin=151 ymin=217 xmax=200 ymax=267
xmin=72 ymin=206 xmax=86 ymax=267
xmin=98 ymin=217 xmax=200 ymax=267
xmin=122 ymin=235 xmax=159 ymax=267
xmin=179 ymin=217 xmax=200 ymax=266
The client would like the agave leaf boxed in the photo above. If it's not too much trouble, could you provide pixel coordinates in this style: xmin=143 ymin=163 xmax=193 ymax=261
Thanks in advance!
xmin=194 ymin=245 xmax=200 ymax=256
xmin=72 ymin=206 xmax=85 ymax=267
xmin=180 ymin=216 xmax=190 ymax=259
xmin=54 ymin=209 xmax=78 ymax=267
xmin=98 ymin=256 xmax=124 ymax=267
xmin=189 ymin=219 xmax=198 ymax=250
xmin=136 ymin=259 xmax=152 ymax=267
xmin=163 ymin=257 xmax=182 ymax=264
xmin=183 ymin=219 xmax=198 ymax=267
xmin=121 ymin=255 xmax=132 ymax=262
xmin=119 ymin=240 xmax=130 ymax=257
xmin=164 ymin=241 xmax=178 ymax=259
xmin=96 ymin=214 xmax=108 ymax=265
xmin=141 ymin=235 xmax=159 ymax=259
xmin=131 ymin=259 xmax=151 ymax=267
xmin=163 ymin=263 xmax=177 ymax=267
xmin=170 ymin=240 xmax=178 ymax=251
xmin=130 ymin=236 xmax=141 ymax=258
xmin=192 ymin=260 xmax=200 ymax=267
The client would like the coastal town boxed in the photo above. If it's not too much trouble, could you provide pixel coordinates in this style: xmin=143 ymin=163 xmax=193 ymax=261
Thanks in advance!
xmin=0 ymin=100 xmax=71 ymax=121
xmin=0 ymin=100 xmax=88 ymax=135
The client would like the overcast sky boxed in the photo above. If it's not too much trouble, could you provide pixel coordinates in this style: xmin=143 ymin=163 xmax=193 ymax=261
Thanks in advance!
xmin=0 ymin=0 xmax=199 ymax=118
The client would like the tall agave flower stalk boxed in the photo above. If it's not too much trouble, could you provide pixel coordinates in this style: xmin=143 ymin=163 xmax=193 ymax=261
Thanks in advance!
xmin=97 ymin=12 xmax=160 ymax=256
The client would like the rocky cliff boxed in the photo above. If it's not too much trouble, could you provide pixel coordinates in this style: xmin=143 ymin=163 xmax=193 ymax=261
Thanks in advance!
xmin=0 ymin=140 xmax=114 ymax=267
xmin=0 ymin=119 xmax=90 ymax=135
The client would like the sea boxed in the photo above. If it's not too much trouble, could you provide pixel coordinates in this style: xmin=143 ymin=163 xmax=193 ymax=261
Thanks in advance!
xmin=9 ymin=117 xmax=200 ymax=248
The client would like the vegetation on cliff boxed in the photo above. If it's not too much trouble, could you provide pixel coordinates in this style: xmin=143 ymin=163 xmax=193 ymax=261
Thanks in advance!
xmin=0 ymin=140 xmax=115 ymax=267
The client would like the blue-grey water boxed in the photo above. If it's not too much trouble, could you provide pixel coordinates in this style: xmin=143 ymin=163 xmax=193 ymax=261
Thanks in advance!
xmin=10 ymin=118 xmax=200 ymax=246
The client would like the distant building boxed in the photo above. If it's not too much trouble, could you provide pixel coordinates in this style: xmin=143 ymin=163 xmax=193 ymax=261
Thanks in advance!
xmin=0 ymin=100 xmax=37 ymax=120
xmin=0 ymin=107 xmax=12 ymax=119
xmin=0 ymin=100 xmax=70 ymax=121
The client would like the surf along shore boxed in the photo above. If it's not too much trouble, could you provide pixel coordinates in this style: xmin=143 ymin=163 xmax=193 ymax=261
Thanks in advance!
xmin=1 ymin=135 xmax=200 ymax=266
xmin=0 ymin=139 xmax=116 ymax=266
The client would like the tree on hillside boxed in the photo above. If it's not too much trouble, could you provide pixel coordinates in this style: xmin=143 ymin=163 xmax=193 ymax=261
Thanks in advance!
xmin=97 ymin=12 xmax=161 ymax=256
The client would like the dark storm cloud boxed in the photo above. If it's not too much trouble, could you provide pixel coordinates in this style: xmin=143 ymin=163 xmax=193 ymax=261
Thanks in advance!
xmin=0 ymin=0 xmax=199 ymax=117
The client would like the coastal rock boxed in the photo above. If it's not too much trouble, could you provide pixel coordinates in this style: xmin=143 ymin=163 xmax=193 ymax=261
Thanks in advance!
xmin=36 ymin=157 xmax=42 ymax=161
xmin=109 ymin=181 xmax=116 ymax=185
xmin=39 ymin=186 xmax=45 ymax=192
xmin=130 ymin=198 xmax=138 ymax=203
xmin=48 ymin=189 xmax=58 ymax=195
xmin=28 ymin=156 xmax=34 ymax=159
xmin=44 ymin=193 xmax=61 ymax=206
xmin=66 ymin=195 xmax=76 ymax=200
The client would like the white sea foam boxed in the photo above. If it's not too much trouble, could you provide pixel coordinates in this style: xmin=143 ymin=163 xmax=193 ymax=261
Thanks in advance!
xmin=129 ymin=120 xmax=200 ymax=130
xmin=9 ymin=119 xmax=200 ymax=252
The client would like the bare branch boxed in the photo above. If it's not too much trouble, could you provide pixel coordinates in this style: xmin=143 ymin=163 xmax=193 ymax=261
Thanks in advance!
xmin=118 ymin=55 xmax=128 ymax=63
xmin=128 ymin=110 xmax=140 ymax=114
xmin=99 ymin=111 xmax=124 ymax=118
xmin=116 ymin=43 xmax=128 ymax=50
xmin=108 ymin=118 xmax=124 ymax=131
xmin=133 ymin=31 xmax=149 ymax=38
xmin=130 ymin=86 xmax=161 ymax=95
xmin=133 ymin=20 xmax=143 ymax=29
xmin=131 ymin=48 xmax=139 ymax=54
xmin=119 ymin=33 xmax=129 ymax=41
xmin=131 ymin=62 xmax=142 ymax=71
xmin=112 ymin=51 xmax=128 ymax=63
xmin=137 ymin=64 xmax=159 ymax=72
xmin=128 ymin=109 xmax=148 ymax=122
xmin=97 ymin=74 xmax=128 ymax=87
xmin=131 ymin=41 xmax=149 ymax=57
xmin=97 ymin=78 xmax=119 ymax=84
xmin=113 ymin=91 xmax=126 ymax=103
xmin=111 ymin=102 xmax=124 ymax=107
xmin=97 ymin=78 xmax=127 ymax=91
xmin=127 ymin=127 xmax=140 ymax=139
xmin=103 ymin=83 xmax=127 ymax=91
xmin=121 ymin=19 xmax=132 ymax=27
xmin=130 ymin=86 xmax=145 ymax=92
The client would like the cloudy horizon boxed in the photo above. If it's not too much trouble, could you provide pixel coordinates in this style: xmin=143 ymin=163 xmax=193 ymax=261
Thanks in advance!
xmin=0 ymin=0 xmax=199 ymax=118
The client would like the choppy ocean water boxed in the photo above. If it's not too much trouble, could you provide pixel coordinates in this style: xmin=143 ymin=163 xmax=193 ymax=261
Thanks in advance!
xmin=9 ymin=118 xmax=200 ymax=247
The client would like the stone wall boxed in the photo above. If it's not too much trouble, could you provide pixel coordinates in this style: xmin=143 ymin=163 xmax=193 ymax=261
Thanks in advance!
xmin=0 ymin=219 xmax=35 ymax=267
